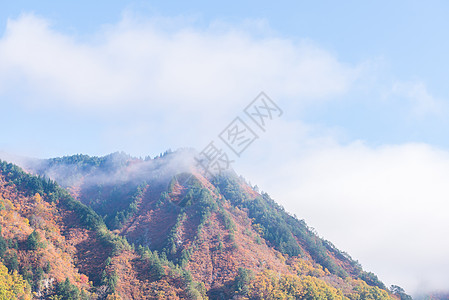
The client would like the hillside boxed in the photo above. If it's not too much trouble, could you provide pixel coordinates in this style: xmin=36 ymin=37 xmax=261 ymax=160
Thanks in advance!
xmin=0 ymin=151 xmax=412 ymax=299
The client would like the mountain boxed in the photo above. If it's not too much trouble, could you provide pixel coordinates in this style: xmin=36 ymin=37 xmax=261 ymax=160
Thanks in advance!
xmin=0 ymin=150 xmax=411 ymax=299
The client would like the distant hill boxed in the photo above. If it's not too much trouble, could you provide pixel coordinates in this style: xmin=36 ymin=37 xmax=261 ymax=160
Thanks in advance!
xmin=0 ymin=150 xmax=412 ymax=299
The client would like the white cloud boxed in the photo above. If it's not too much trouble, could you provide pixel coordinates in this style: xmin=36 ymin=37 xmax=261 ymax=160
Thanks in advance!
xmin=391 ymin=81 xmax=445 ymax=117
xmin=0 ymin=13 xmax=360 ymax=114
xmin=236 ymin=124 xmax=449 ymax=295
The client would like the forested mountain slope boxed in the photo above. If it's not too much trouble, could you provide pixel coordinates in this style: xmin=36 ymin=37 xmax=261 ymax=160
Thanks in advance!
xmin=0 ymin=150 xmax=410 ymax=299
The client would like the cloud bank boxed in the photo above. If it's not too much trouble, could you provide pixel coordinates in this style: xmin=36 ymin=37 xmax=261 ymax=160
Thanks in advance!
xmin=238 ymin=126 xmax=449 ymax=295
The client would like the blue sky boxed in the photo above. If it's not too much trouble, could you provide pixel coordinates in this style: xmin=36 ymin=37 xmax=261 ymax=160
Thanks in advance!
xmin=1 ymin=0 xmax=449 ymax=156
xmin=1 ymin=0 xmax=449 ymax=295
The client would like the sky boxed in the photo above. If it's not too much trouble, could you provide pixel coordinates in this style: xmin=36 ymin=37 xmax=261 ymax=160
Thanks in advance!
xmin=1 ymin=0 xmax=449 ymax=295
